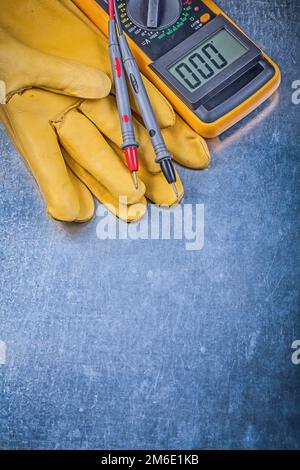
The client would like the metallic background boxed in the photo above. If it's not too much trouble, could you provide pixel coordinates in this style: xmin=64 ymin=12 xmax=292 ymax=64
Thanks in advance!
xmin=0 ymin=0 xmax=299 ymax=450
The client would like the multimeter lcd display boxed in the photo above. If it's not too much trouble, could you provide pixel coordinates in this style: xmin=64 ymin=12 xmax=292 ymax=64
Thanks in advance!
xmin=169 ymin=29 xmax=249 ymax=93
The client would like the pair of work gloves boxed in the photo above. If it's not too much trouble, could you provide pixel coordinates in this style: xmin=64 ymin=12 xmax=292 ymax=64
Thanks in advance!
xmin=0 ymin=0 xmax=210 ymax=223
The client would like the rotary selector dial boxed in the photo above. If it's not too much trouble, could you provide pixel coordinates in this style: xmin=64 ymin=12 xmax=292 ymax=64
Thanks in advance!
xmin=126 ymin=0 xmax=182 ymax=31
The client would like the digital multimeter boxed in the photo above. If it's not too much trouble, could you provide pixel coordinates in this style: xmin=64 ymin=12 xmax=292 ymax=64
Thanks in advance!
xmin=72 ymin=0 xmax=281 ymax=138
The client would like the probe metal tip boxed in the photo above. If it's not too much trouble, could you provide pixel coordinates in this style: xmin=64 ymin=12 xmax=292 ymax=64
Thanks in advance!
xmin=133 ymin=171 xmax=139 ymax=189
xmin=172 ymin=183 xmax=179 ymax=199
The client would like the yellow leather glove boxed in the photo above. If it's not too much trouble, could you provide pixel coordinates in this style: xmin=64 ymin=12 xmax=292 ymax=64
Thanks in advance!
xmin=0 ymin=0 xmax=210 ymax=223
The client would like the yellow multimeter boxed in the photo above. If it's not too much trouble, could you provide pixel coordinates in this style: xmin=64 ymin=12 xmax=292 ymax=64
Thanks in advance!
xmin=72 ymin=0 xmax=281 ymax=138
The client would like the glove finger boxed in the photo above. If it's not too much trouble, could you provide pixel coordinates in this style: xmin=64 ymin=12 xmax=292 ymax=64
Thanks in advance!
xmin=2 ymin=96 xmax=96 ymax=224
xmin=1 ymin=95 xmax=81 ymax=222
xmin=162 ymin=114 xmax=211 ymax=169
xmin=67 ymin=167 xmax=95 ymax=223
xmin=64 ymin=151 xmax=147 ymax=223
xmin=80 ymin=97 xmax=160 ymax=174
xmin=53 ymin=108 xmax=146 ymax=205
xmin=109 ymin=141 xmax=184 ymax=207
xmin=0 ymin=29 xmax=111 ymax=102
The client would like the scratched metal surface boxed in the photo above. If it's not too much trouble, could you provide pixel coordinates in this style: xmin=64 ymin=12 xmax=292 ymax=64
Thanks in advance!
xmin=0 ymin=0 xmax=299 ymax=450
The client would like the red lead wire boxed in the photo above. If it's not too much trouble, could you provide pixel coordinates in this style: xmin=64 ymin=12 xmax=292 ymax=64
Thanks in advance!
xmin=109 ymin=0 xmax=114 ymax=20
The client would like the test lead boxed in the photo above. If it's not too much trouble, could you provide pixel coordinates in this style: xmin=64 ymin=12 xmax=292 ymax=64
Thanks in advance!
xmin=113 ymin=0 xmax=179 ymax=198
xmin=108 ymin=0 xmax=139 ymax=189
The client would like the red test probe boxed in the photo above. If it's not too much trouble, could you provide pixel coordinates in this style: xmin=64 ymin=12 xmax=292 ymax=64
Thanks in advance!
xmin=108 ymin=0 xmax=139 ymax=188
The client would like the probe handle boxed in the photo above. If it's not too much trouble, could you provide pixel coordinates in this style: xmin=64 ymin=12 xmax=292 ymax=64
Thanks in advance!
xmin=118 ymin=34 xmax=177 ymax=184
xmin=109 ymin=21 xmax=139 ymax=171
